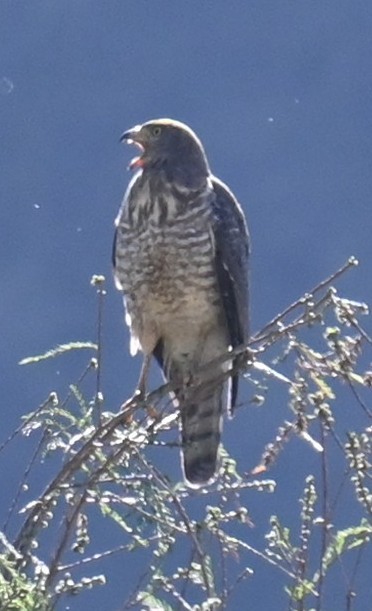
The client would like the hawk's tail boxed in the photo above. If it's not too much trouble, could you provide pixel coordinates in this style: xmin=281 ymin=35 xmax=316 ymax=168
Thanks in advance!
xmin=179 ymin=379 xmax=223 ymax=487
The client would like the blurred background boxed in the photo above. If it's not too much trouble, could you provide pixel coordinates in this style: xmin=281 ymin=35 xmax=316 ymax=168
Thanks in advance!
xmin=1 ymin=2 xmax=371 ymax=609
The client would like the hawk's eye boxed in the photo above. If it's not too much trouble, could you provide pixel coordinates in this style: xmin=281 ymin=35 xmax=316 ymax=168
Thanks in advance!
xmin=152 ymin=126 xmax=162 ymax=137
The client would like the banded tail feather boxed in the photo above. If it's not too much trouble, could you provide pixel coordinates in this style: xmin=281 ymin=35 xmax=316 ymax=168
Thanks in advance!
xmin=166 ymin=355 xmax=226 ymax=487
xmin=180 ymin=383 xmax=223 ymax=486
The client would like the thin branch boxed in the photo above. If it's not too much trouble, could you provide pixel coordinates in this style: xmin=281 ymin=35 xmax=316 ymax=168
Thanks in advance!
xmin=347 ymin=381 xmax=372 ymax=419
xmin=58 ymin=536 xmax=162 ymax=571
xmin=252 ymin=257 xmax=358 ymax=341
xmin=0 ymin=394 xmax=55 ymax=455
xmin=316 ymin=423 xmax=330 ymax=611
xmin=134 ymin=452 xmax=217 ymax=600
xmin=45 ymin=489 xmax=88 ymax=589
xmin=92 ymin=275 xmax=106 ymax=427
xmin=3 ymin=428 xmax=49 ymax=533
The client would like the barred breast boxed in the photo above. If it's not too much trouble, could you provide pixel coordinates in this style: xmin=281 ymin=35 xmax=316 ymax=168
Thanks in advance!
xmin=114 ymin=173 xmax=222 ymax=358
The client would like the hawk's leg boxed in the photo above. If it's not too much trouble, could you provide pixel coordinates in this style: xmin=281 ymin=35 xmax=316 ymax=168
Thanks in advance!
xmin=135 ymin=354 xmax=162 ymax=421
xmin=136 ymin=354 xmax=151 ymax=397
xmin=120 ymin=354 xmax=152 ymax=419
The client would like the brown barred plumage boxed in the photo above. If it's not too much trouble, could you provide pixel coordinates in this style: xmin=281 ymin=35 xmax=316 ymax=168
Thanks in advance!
xmin=113 ymin=118 xmax=250 ymax=486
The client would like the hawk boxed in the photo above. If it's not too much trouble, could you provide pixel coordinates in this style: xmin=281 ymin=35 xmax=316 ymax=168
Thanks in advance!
xmin=113 ymin=118 xmax=250 ymax=486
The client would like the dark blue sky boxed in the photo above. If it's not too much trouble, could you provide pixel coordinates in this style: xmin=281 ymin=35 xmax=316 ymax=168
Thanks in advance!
xmin=1 ymin=2 xmax=371 ymax=610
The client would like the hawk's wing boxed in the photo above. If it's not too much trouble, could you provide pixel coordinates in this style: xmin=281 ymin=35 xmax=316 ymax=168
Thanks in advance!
xmin=210 ymin=176 xmax=250 ymax=413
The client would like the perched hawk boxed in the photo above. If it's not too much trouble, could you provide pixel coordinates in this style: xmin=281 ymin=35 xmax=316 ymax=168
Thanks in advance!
xmin=113 ymin=118 xmax=250 ymax=486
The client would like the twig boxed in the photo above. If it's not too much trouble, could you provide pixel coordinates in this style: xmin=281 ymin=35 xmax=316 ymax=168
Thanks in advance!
xmin=134 ymin=452 xmax=217 ymax=601
xmin=0 ymin=394 xmax=54 ymax=455
xmin=252 ymin=257 xmax=358 ymax=341
xmin=316 ymin=423 xmax=330 ymax=611
xmin=45 ymin=489 xmax=88 ymax=590
xmin=91 ymin=275 xmax=106 ymax=427
xmin=3 ymin=428 xmax=49 ymax=533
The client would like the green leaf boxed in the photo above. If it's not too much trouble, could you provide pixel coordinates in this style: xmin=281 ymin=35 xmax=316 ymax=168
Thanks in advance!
xmin=100 ymin=503 xmax=133 ymax=534
xmin=321 ymin=520 xmax=372 ymax=574
xmin=138 ymin=592 xmax=174 ymax=611
xmin=286 ymin=579 xmax=317 ymax=601
xmin=347 ymin=372 xmax=366 ymax=385
xmin=310 ymin=373 xmax=335 ymax=399
xmin=19 ymin=341 xmax=97 ymax=365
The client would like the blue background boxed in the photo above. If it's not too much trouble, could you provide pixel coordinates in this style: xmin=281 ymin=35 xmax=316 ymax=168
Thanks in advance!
xmin=1 ymin=2 xmax=371 ymax=610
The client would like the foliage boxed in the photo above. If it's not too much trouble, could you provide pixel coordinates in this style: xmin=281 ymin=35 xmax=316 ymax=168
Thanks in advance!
xmin=0 ymin=259 xmax=371 ymax=610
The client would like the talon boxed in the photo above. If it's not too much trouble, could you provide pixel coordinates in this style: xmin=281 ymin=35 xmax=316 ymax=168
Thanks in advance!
xmin=120 ymin=401 xmax=135 ymax=424
xmin=135 ymin=354 xmax=151 ymax=398
xmin=146 ymin=403 xmax=159 ymax=419
xmin=122 ymin=410 xmax=134 ymax=425
xmin=134 ymin=387 xmax=145 ymax=399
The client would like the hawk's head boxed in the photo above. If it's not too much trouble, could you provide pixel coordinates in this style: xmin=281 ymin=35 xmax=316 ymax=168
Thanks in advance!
xmin=120 ymin=118 xmax=210 ymax=185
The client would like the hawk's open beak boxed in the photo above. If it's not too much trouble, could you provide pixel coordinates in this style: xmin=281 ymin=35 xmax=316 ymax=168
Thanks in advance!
xmin=120 ymin=124 xmax=142 ymax=143
xmin=120 ymin=124 xmax=145 ymax=170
